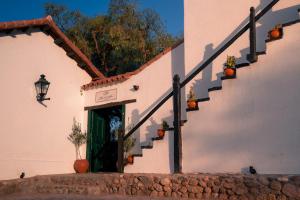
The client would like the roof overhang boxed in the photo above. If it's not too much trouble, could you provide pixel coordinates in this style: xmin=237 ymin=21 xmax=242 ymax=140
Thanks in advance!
xmin=0 ymin=16 xmax=105 ymax=79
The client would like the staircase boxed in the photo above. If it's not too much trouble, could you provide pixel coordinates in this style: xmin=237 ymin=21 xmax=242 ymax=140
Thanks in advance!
xmin=183 ymin=17 xmax=300 ymax=173
xmin=121 ymin=3 xmax=300 ymax=173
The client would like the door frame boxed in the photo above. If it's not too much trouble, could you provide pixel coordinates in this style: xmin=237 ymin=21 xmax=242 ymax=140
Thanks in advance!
xmin=86 ymin=103 xmax=126 ymax=172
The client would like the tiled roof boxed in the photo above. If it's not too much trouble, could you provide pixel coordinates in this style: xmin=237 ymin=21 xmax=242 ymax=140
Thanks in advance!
xmin=0 ymin=16 xmax=184 ymax=88
xmin=0 ymin=16 xmax=105 ymax=79
xmin=81 ymin=39 xmax=184 ymax=90
xmin=81 ymin=73 xmax=133 ymax=90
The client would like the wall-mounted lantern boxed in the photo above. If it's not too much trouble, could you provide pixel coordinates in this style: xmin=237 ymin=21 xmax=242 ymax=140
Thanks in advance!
xmin=35 ymin=74 xmax=50 ymax=102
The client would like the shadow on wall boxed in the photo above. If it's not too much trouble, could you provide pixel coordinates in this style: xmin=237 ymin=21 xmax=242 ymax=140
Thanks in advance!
xmin=165 ymin=111 xmax=175 ymax=173
xmin=183 ymin=32 xmax=300 ymax=173
xmin=127 ymin=109 xmax=141 ymax=152
xmin=256 ymin=0 xmax=300 ymax=51
xmin=145 ymin=114 xmax=175 ymax=173
xmin=181 ymin=0 xmax=300 ymax=173
xmin=126 ymin=42 xmax=185 ymax=164
xmin=137 ymin=113 xmax=175 ymax=173
xmin=241 ymin=1 xmax=300 ymax=64
xmin=0 ymin=29 xmax=39 ymax=38
xmin=144 ymin=118 xmax=160 ymax=146
xmin=127 ymin=88 xmax=176 ymax=155
xmin=182 ymin=2 xmax=254 ymax=100
xmin=186 ymin=0 xmax=300 ymax=100
xmin=192 ymin=44 xmax=223 ymax=99
xmin=133 ymin=42 xmax=186 ymax=119
xmin=171 ymin=43 xmax=186 ymax=119
xmin=125 ymin=1 xmax=299 ymax=172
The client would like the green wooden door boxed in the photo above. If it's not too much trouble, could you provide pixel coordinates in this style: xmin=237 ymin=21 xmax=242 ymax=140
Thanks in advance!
xmin=88 ymin=110 xmax=106 ymax=172
xmin=87 ymin=105 xmax=124 ymax=172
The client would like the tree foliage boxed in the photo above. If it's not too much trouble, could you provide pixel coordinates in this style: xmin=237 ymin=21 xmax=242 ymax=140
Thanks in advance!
xmin=44 ymin=0 xmax=181 ymax=77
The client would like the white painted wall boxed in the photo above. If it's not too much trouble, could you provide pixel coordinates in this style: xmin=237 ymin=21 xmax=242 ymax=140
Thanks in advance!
xmin=181 ymin=0 xmax=300 ymax=173
xmin=84 ymin=43 xmax=185 ymax=173
xmin=84 ymin=0 xmax=300 ymax=174
xmin=183 ymin=22 xmax=300 ymax=174
xmin=184 ymin=0 xmax=300 ymax=100
xmin=0 ymin=29 xmax=91 ymax=180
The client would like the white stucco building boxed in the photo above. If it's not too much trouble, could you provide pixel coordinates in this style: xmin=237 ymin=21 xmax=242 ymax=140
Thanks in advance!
xmin=0 ymin=0 xmax=300 ymax=180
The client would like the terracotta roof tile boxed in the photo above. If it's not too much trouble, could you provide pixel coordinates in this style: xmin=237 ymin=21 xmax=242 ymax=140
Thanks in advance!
xmin=0 ymin=16 xmax=105 ymax=79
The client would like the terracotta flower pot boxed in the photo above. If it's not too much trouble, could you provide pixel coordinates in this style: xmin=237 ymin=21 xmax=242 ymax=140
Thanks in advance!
xmin=187 ymin=100 xmax=197 ymax=109
xmin=224 ymin=68 xmax=235 ymax=77
xmin=127 ymin=155 xmax=134 ymax=164
xmin=270 ymin=29 xmax=280 ymax=39
xmin=157 ymin=129 xmax=165 ymax=138
xmin=73 ymin=159 xmax=89 ymax=173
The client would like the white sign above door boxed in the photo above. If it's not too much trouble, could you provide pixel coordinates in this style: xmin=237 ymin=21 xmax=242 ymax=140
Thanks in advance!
xmin=95 ymin=89 xmax=117 ymax=103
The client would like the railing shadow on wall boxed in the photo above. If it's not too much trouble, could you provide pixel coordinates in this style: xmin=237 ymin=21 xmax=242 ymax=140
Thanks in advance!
xmin=118 ymin=0 xmax=285 ymax=173
xmin=184 ymin=0 xmax=299 ymax=90
xmin=127 ymin=109 xmax=141 ymax=153
xmin=180 ymin=0 xmax=278 ymax=91
xmin=192 ymin=44 xmax=218 ymax=100
xmin=124 ymin=43 xmax=185 ymax=160
xmin=181 ymin=1 xmax=300 ymax=173
xmin=256 ymin=3 xmax=300 ymax=51
xmin=183 ymin=62 xmax=300 ymax=173
xmin=212 ymin=0 xmax=287 ymax=85
xmin=174 ymin=1 xmax=274 ymax=101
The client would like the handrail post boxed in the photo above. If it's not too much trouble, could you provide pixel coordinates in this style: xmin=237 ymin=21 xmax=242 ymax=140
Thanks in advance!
xmin=173 ymin=74 xmax=182 ymax=173
xmin=117 ymin=130 xmax=124 ymax=173
xmin=248 ymin=7 xmax=258 ymax=63
xmin=123 ymin=0 xmax=281 ymax=145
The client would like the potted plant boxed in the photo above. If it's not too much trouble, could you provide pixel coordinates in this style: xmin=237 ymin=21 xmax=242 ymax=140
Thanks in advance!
xmin=224 ymin=56 xmax=236 ymax=77
xmin=187 ymin=86 xmax=197 ymax=109
xmin=157 ymin=120 xmax=169 ymax=139
xmin=68 ymin=118 xmax=89 ymax=173
xmin=269 ymin=24 xmax=282 ymax=40
xmin=124 ymin=135 xmax=136 ymax=165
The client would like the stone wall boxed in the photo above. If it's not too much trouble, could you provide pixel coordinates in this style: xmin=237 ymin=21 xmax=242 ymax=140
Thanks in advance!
xmin=0 ymin=173 xmax=300 ymax=199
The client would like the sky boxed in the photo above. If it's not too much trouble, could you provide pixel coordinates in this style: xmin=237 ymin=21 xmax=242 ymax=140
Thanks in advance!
xmin=0 ymin=0 xmax=183 ymax=36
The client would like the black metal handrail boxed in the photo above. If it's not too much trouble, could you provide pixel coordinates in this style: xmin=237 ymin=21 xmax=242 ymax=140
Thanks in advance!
xmin=123 ymin=0 xmax=280 ymax=141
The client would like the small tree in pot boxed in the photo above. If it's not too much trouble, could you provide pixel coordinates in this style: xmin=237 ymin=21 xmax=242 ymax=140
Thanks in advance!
xmin=68 ymin=118 xmax=89 ymax=173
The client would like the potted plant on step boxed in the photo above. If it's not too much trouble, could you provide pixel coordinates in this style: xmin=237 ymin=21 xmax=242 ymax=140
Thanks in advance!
xmin=124 ymin=135 xmax=136 ymax=165
xmin=187 ymin=86 xmax=197 ymax=109
xmin=157 ymin=120 xmax=169 ymax=139
xmin=269 ymin=24 xmax=282 ymax=40
xmin=68 ymin=118 xmax=89 ymax=173
xmin=224 ymin=56 xmax=236 ymax=77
